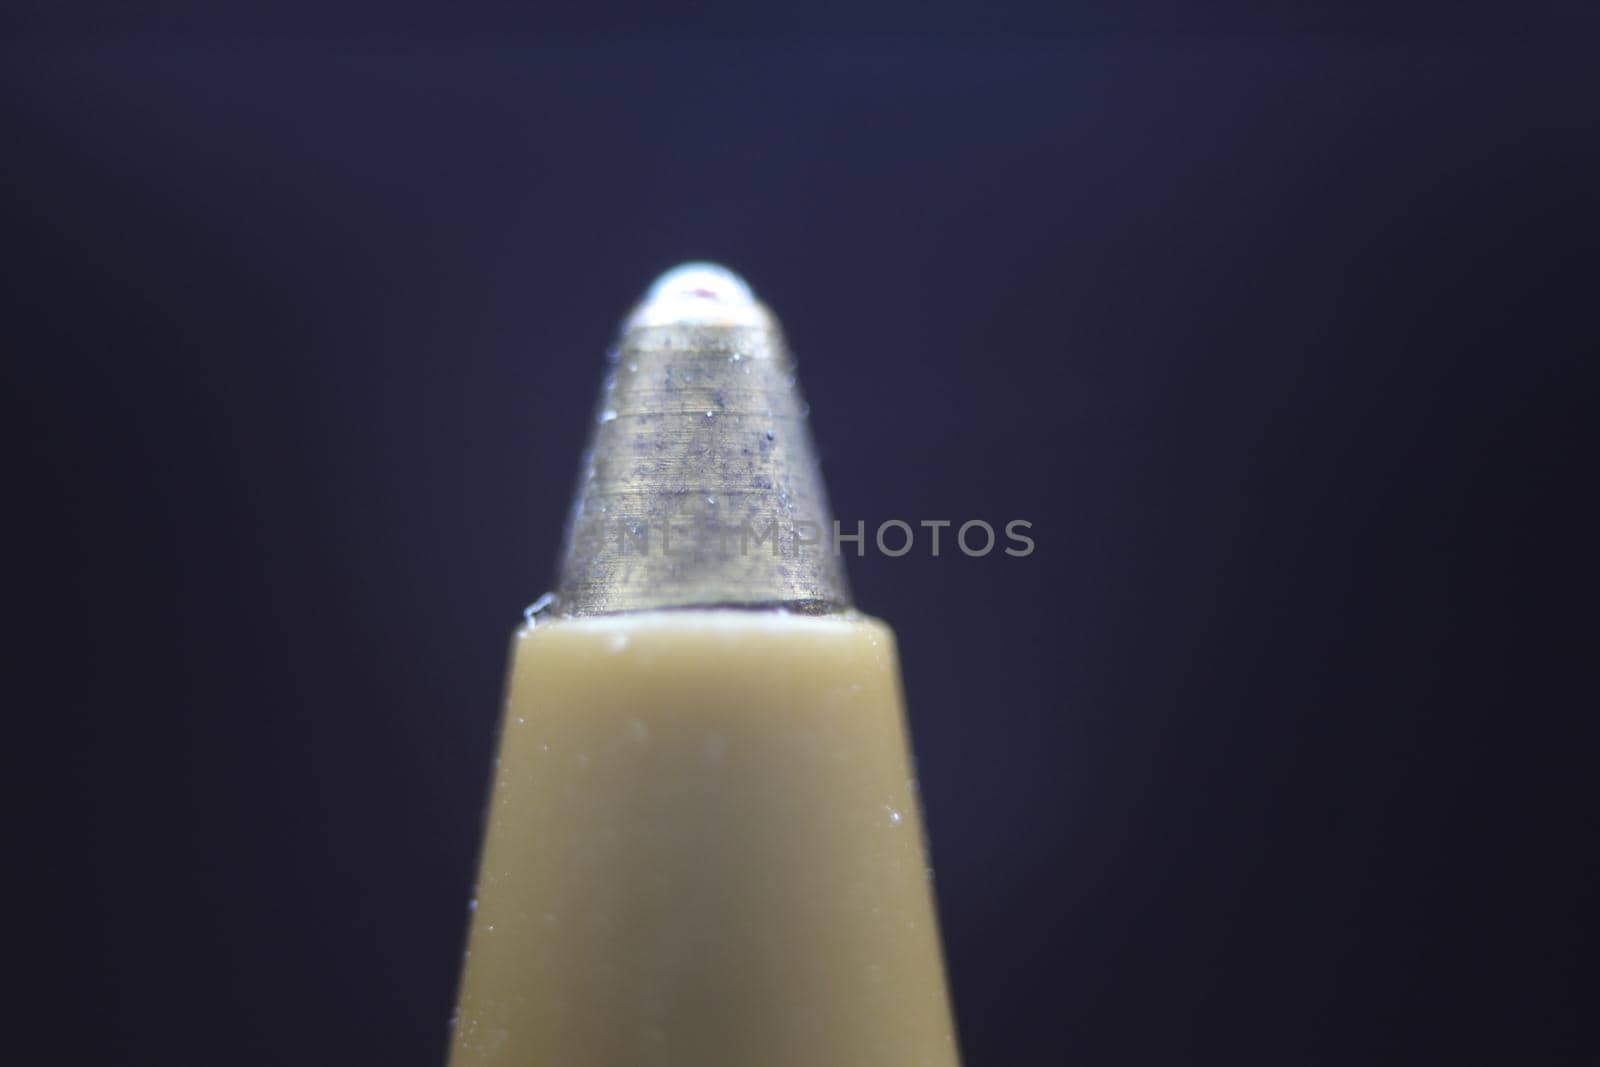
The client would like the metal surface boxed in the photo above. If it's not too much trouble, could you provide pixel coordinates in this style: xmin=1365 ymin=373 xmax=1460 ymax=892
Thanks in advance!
xmin=553 ymin=264 xmax=852 ymax=616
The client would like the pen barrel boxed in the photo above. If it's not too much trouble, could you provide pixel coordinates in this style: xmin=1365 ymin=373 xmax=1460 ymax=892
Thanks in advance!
xmin=449 ymin=612 xmax=959 ymax=1067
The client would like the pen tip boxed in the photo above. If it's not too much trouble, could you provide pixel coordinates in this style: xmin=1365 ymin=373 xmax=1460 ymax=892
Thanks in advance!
xmin=627 ymin=262 xmax=772 ymax=329
xmin=556 ymin=263 xmax=852 ymax=616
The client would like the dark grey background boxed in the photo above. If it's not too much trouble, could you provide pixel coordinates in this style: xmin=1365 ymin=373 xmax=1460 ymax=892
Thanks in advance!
xmin=6 ymin=6 xmax=1595 ymax=1064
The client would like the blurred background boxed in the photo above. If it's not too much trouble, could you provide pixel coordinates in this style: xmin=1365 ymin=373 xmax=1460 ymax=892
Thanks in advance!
xmin=5 ymin=3 xmax=1595 ymax=1064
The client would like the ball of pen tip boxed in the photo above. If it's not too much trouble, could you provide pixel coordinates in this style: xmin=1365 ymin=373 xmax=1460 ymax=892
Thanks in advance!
xmin=625 ymin=261 xmax=777 ymax=331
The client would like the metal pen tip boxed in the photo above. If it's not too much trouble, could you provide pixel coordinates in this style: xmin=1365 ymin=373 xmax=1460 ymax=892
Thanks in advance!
xmin=554 ymin=265 xmax=852 ymax=616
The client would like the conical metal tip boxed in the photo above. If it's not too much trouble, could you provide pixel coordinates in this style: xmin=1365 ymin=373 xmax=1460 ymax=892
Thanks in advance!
xmin=553 ymin=266 xmax=852 ymax=616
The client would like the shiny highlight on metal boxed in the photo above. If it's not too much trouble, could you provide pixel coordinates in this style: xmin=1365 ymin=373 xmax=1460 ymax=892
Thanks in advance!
xmin=553 ymin=264 xmax=852 ymax=616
